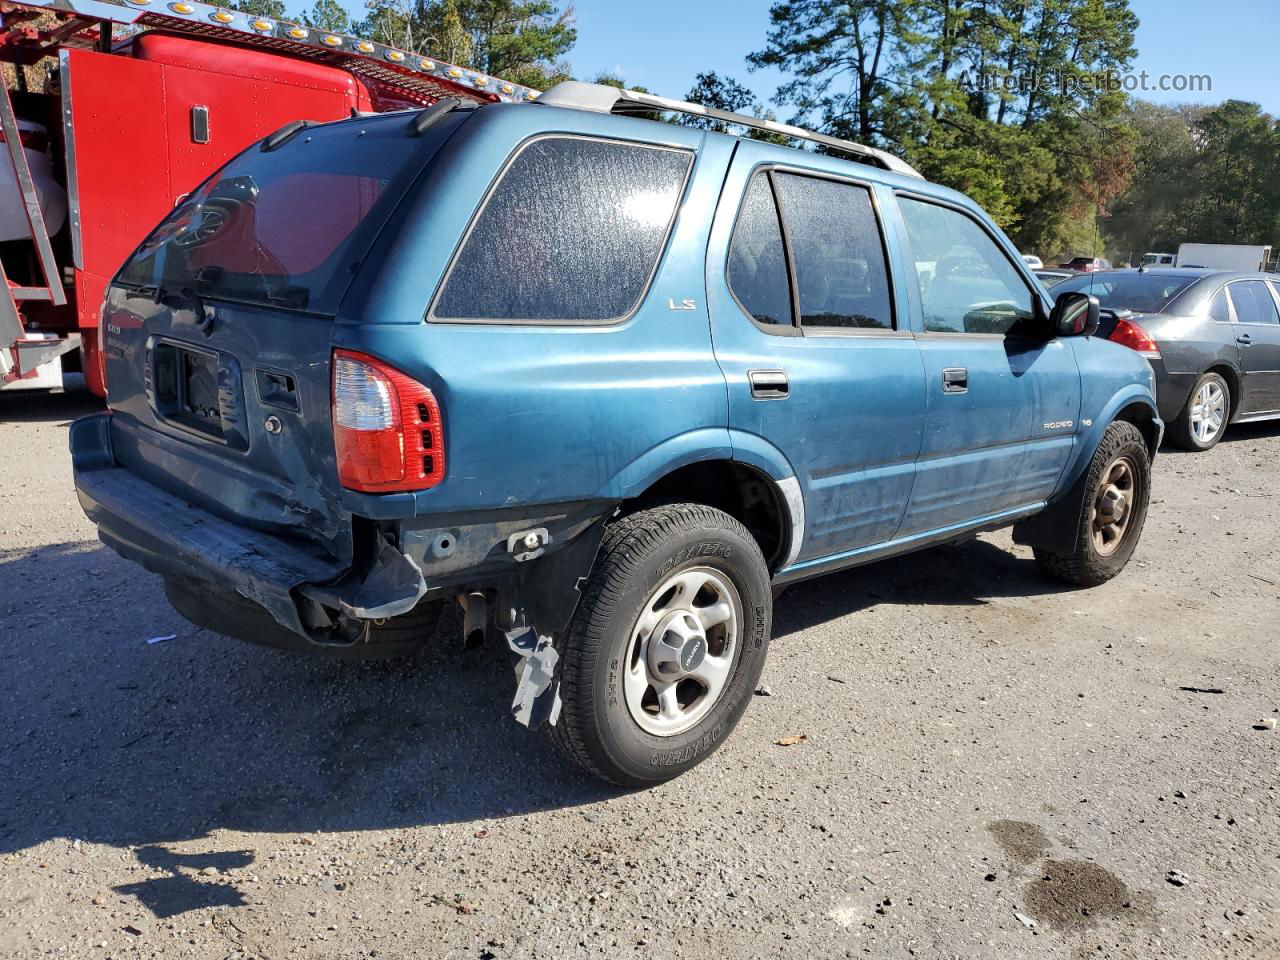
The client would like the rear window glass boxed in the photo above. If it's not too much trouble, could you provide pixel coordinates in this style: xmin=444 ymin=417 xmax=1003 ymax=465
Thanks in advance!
xmin=432 ymin=136 xmax=692 ymax=322
xmin=115 ymin=114 xmax=437 ymax=314
xmin=1053 ymin=273 xmax=1196 ymax=313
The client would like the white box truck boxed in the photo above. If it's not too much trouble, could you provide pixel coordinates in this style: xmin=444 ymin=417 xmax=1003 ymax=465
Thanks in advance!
xmin=1176 ymin=243 xmax=1272 ymax=271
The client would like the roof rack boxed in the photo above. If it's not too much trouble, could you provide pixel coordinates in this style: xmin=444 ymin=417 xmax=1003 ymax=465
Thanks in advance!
xmin=536 ymin=81 xmax=923 ymax=180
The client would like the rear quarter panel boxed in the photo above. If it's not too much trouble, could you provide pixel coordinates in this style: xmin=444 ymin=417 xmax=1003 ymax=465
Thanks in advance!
xmin=341 ymin=106 xmax=736 ymax=514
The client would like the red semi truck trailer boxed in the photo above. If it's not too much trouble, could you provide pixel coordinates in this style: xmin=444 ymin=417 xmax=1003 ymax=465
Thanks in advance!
xmin=0 ymin=0 xmax=535 ymax=394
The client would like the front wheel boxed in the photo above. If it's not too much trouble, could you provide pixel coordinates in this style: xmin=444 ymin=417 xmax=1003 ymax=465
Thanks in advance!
xmin=1034 ymin=420 xmax=1151 ymax=587
xmin=550 ymin=503 xmax=772 ymax=787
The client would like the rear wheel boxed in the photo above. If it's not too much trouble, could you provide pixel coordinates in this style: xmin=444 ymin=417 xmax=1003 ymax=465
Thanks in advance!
xmin=550 ymin=503 xmax=772 ymax=787
xmin=1034 ymin=420 xmax=1151 ymax=587
xmin=1170 ymin=371 xmax=1230 ymax=451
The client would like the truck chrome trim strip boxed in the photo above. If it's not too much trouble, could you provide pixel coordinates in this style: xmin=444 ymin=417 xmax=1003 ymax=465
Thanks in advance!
xmin=59 ymin=49 xmax=83 ymax=272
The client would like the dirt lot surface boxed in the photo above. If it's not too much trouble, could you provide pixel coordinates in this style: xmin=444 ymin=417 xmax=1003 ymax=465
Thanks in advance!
xmin=1 ymin=388 xmax=1278 ymax=960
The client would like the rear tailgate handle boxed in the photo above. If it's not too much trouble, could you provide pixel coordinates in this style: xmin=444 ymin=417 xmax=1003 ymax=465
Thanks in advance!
xmin=749 ymin=369 xmax=789 ymax=399
xmin=942 ymin=367 xmax=968 ymax=393
xmin=256 ymin=368 xmax=300 ymax=412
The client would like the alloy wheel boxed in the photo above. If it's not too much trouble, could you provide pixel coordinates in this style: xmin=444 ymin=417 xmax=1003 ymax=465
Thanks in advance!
xmin=1189 ymin=380 xmax=1227 ymax=445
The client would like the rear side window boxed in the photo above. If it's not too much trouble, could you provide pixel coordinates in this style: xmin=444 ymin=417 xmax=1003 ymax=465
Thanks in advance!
xmin=1227 ymin=280 xmax=1280 ymax=324
xmin=1209 ymin=289 xmax=1231 ymax=323
xmin=728 ymin=174 xmax=792 ymax=326
xmin=433 ymin=137 xmax=692 ymax=322
xmin=773 ymin=173 xmax=893 ymax=330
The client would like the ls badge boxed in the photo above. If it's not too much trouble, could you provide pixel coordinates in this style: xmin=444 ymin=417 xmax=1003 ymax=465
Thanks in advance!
xmin=667 ymin=298 xmax=697 ymax=311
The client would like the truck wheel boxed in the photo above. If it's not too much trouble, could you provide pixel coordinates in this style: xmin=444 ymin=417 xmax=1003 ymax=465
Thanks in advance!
xmin=550 ymin=503 xmax=772 ymax=787
xmin=1034 ymin=420 xmax=1151 ymax=587
xmin=1169 ymin=371 xmax=1230 ymax=451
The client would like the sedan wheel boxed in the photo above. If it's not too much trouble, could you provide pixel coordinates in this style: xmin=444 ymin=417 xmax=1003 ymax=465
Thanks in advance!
xmin=1189 ymin=379 xmax=1227 ymax=446
xmin=1171 ymin=371 xmax=1231 ymax=452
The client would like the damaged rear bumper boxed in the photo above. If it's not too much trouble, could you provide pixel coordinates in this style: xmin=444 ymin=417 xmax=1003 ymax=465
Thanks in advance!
xmin=70 ymin=413 xmax=425 ymax=642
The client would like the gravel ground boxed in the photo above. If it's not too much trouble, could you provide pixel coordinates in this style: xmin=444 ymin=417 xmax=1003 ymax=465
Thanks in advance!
xmin=1 ymin=387 xmax=1278 ymax=960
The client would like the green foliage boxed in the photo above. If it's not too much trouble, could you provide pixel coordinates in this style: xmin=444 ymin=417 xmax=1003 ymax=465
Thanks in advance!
xmin=1105 ymin=100 xmax=1280 ymax=258
xmin=749 ymin=0 xmax=915 ymax=144
xmin=680 ymin=71 xmax=791 ymax=144
xmin=357 ymin=0 xmax=575 ymax=87
xmin=205 ymin=0 xmax=287 ymax=16
xmin=750 ymin=0 xmax=1140 ymax=257
xmin=302 ymin=0 xmax=349 ymax=32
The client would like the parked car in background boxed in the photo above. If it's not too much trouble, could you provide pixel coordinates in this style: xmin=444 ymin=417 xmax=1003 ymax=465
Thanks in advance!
xmin=71 ymin=82 xmax=1161 ymax=786
xmin=1060 ymin=256 xmax=1113 ymax=272
xmin=1176 ymin=243 xmax=1272 ymax=272
xmin=1022 ymin=254 xmax=1044 ymax=269
xmin=1052 ymin=268 xmax=1280 ymax=450
xmin=1142 ymin=252 xmax=1175 ymax=267
xmin=1035 ymin=269 xmax=1075 ymax=288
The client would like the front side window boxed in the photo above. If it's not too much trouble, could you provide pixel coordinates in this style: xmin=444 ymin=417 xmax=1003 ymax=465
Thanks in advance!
xmin=1227 ymin=280 xmax=1280 ymax=325
xmin=433 ymin=137 xmax=692 ymax=322
xmin=773 ymin=173 xmax=894 ymax=330
xmin=899 ymin=196 xmax=1035 ymax=335
xmin=727 ymin=174 xmax=792 ymax=326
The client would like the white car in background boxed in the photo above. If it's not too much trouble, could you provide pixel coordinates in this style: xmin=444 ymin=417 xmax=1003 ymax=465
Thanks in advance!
xmin=1021 ymin=254 xmax=1043 ymax=269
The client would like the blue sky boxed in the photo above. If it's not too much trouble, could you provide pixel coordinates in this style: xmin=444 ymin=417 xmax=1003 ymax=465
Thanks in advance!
xmin=328 ymin=0 xmax=1275 ymax=115
xmin=561 ymin=0 xmax=1276 ymax=115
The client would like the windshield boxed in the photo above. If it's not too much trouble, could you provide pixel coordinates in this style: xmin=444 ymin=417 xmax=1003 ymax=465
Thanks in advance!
xmin=1053 ymin=272 xmax=1197 ymax=313
xmin=115 ymin=113 xmax=446 ymax=314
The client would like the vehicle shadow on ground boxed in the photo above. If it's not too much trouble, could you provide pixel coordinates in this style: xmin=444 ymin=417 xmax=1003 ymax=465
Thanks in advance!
xmin=0 ymin=381 xmax=101 ymax=424
xmin=773 ymin=536 xmax=1068 ymax=639
xmin=1160 ymin=417 xmax=1280 ymax=453
xmin=0 ymin=533 xmax=1053 ymax=916
xmin=1217 ymin=419 xmax=1280 ymax=445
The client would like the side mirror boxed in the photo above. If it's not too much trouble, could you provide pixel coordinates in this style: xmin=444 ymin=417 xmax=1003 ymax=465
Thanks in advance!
xmin=1051 ymin=291 xmax=1100 ymax=337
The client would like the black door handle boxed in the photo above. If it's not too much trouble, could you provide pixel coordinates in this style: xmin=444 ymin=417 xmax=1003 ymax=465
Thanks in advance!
xmin=749 ymin=369 xmax=789 ymax=399
xmin=1237 ymin=333 xmax=1253 ymax=345
xmin=942 ymin=367 xmax=968 ymax=393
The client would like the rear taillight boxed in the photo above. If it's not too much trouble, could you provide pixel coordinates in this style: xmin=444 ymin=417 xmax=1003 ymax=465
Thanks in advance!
xmin=1108 ymin=318 xmax=1161 ymax=359
xmin=332 ymin=349 xmax=444 ymax=492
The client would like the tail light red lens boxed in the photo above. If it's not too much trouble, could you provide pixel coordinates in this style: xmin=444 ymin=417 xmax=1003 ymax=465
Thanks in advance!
xmin=332 ymin=349 xmax=444 ymax=492
xmin=1108 ymin=318 xmax=1161 ymax=359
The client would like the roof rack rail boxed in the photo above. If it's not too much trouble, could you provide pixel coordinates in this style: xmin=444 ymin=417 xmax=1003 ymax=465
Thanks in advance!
xmin=535 ymin=81 xmax=923 ymax=180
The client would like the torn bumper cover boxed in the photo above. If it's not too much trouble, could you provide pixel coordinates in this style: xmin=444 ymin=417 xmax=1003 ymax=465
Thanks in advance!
xmin=70 ymin=419 xmax=424 ymax=643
